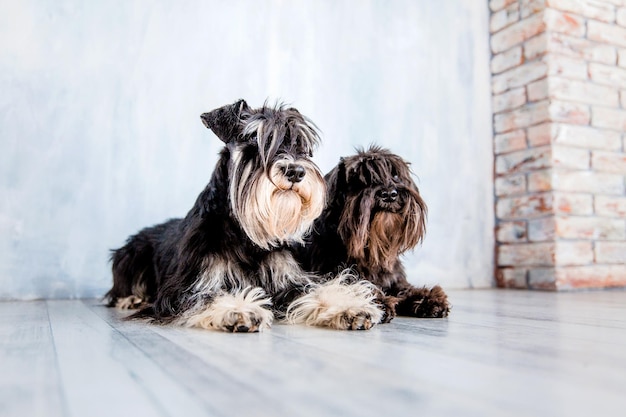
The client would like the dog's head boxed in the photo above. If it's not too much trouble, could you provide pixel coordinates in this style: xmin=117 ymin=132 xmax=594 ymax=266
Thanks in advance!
xmin=325 ymin=146 xmax=427 ymax=269
xmin=201 ymin=100 xmax=326 ymax=249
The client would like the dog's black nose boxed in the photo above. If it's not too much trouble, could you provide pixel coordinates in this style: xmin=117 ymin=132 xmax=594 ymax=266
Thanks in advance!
xmin=379 ymin=188 xmax=398 ymax=203
xmin=234 ymin=325 xmax=249 ymax=333
xmin=285 ymin=164 xmax=306 ymax=183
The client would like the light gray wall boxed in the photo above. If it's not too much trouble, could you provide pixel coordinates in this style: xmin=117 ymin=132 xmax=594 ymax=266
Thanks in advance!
xmin=0 ymin=0 xmax=494 ymax=299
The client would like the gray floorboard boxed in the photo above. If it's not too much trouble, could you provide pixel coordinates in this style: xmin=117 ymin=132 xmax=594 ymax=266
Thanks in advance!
xmin=1 ymin=289 xmax=625 ymax=417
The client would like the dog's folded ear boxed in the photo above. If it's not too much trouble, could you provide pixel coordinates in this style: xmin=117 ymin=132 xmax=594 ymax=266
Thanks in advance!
xmin=200 ymin=99 xmax=250 ymax=143
xmin=325 ymin=158 xmax=347 ymax=204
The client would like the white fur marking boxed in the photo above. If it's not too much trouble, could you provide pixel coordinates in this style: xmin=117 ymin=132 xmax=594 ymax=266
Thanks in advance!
xmin=182 ymin=287 xmax=274 ymax=332
xmin=286 ymin=271 xmax=383 ymax=330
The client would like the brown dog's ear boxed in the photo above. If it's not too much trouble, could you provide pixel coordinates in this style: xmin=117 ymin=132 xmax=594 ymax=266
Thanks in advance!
xmin=200 ymin=99 xmax=250 ymax=143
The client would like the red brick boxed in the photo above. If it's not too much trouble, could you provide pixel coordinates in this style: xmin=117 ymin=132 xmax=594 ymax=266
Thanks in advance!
xmin=527 ymin=169 xmax=552 ymax=192
xmin=491 ymin=3 xmax=521 ymax=33
xmin=528 ymin=267 xmax=557 ymax=290
xmin=543 ymin=8 xmax=586 ymax=37
xmin=499 ymin=241 xmax=592 ymax=267
xmin=497 ymin=221 xmax=528 ymax=243
xmin=496 ymin=146 xmax=552 ymax=174
xmin=546 ymin=0 xmax=615 ymax=23
xmin=552 ymin=145 xmax=590 ymax=169
xmin=492 ymin=61 xmax=548 ymax=94
xmin=549 ymin=100 xmax=590 ymax=125
xmin=592 ymin=151 xmax=626 ymax=173
xmin=547 ymin=32 xmax=617 ymax=64
xmin=555 ymin=265 xmax=626 ymax=290
xmin=493 ymin=87 xmax=527 ymax=113
xmin=491 ymin=47 xmax=524 ymax=75
xmin=546 ymin=54 xmax=588 ymax=80
xmin=496 ymin=267 xmax=529 ymax=288
xmin=497 ymin=192 xmax=553 ymax=219
xmin=491 ymin=13 xmax=547 ymax=54
xmin=527 ymin=122 xmax=553 ymax=147
xmin=588 ymin=20 xmax=626 ymax=48
xmin=552 ymin=169 xmax=625 ymax=194
xmin=552 ymin=124 xmax=622 ymax=150
xmin=496 ymin=174 xmax=527 ymax=196
xmin=490 ymin=0 xmax=518 ymax=13
xmin=556 ymin=216 xmax=626 ymax=240
xmin=524 ymin=32 xmax=548 ymax=60
xmin=520 ymin=0 xmax=546 ymax=19
xmin=527 ymin=78 xmax=549 ymax=101
xmin=588 ymin=62 xmax=626 ymax=89
xmin=603 ymin=0 xmax=626 ymax=7
xmin=498 ymin=242 xmax=556 ymax=266
xmin=549 ymin=78 xmax=619 ymax=107
xmin=592 ymin=107 xmax=626 ymax=131
xmin=528 ymin=217 xmax=555 ymax=241
xmin=595 ymin=242 xmax=626 ymax=264
xmin=495 ymin=129 xmax=528 ymax=154
xmin=555 ymin=241 xmax=594 ymax=266
xmin=554 ymin=192 xmax=594 ymax=215
xmin=495 ymin=100 xmax=551 ymax=133
xmin=619 ymin=8 xmax=626 ymax=27
xmin=595 ymin=195 xmax=626 ymax=217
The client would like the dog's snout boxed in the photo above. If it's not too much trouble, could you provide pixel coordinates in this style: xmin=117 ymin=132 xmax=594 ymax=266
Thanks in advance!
xmin=378 ymin=188 xmax=398 ymax=203
xmin=285 ymin=164 xmax=306 ymax=183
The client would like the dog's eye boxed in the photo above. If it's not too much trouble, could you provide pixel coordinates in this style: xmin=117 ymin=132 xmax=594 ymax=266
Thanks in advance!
xmin=392 ymin=175 xmax=400 ymax=182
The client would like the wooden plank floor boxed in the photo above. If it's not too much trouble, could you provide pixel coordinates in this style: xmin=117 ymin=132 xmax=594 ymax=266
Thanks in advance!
xmin=1 ymin=289 xmax=625 ymax=417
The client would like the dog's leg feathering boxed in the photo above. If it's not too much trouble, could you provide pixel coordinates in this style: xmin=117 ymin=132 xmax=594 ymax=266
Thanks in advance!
xmin=286 ymin=271 xmax=383 ymax=330
xmin=180 ymin=287 xmax=274 ymax=332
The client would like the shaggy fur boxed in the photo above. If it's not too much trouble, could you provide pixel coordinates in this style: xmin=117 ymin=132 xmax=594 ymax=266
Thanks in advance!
xmin=106 ymin=100 xmax=383 ymax=332
xmin=300 ymin=146 xmax=450 ymax=322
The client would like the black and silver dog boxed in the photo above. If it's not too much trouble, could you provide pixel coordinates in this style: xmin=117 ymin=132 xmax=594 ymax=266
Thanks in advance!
xmin=106 ymin=100 xmax=383 ymax=332
xmin=300 ymin=146 xmax=450 ymax=322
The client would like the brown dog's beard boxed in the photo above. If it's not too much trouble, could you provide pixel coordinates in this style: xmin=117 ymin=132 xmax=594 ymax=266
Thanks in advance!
xmin=369 ymin=212 xmax=410 ymax=270
xmin=340 ymin=189 xmax=426 ymax=270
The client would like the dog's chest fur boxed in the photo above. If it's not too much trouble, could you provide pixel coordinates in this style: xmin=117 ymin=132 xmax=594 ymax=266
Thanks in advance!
xmin=194 ymin=249 xmax=304 ymax=296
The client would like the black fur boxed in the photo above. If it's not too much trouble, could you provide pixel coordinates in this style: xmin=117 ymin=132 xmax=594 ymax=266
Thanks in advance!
xmin=106 ymin=100 xmax=328 ymax=329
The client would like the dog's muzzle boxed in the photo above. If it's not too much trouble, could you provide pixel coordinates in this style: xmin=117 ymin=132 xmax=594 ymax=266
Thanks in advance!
xmin=377 ymin=187 xmax=398 ymax=203
xmin=283 ymin=163 xmax=306 ymax=183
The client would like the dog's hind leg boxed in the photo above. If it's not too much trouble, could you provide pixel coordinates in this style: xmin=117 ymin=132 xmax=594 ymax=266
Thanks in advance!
xmin=106 ymin=232 xmax=158 ymax=309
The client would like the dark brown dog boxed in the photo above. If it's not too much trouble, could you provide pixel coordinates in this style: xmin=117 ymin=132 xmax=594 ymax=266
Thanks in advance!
xmin=299 ymin=146 xmax=450 ymax=322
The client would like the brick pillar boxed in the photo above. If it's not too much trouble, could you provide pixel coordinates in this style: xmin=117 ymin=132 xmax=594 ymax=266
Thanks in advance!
xmin=490 ymin=0 xmax=626 ymax=290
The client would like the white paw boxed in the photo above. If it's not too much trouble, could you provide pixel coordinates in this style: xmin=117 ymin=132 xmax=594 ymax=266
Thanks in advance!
xmin=183 ymin=287 xmax=274 ymax=332
xmin=286 ymin=273 xmax=383 ymax=330
xmin=115 ymin=295 xmax=144 ymax=310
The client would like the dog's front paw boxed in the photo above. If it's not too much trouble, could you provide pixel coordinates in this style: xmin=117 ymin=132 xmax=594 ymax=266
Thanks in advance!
xmin=214 ymin=310 xmax=272 ymax=333
xmin=114 ymin=295 xmax=146 ymax=310
xmin=286 ymin=277 xmax=384 ymax=330
xmin=398 ymin=285 xmax=450 ymax=318
xmin=333 ymin=311 xmax=377 ymax=330
xmin=373 ymin=289 xmax=399 ymax=323
xmin=183 ymin=287 xmax=274 ymax=332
